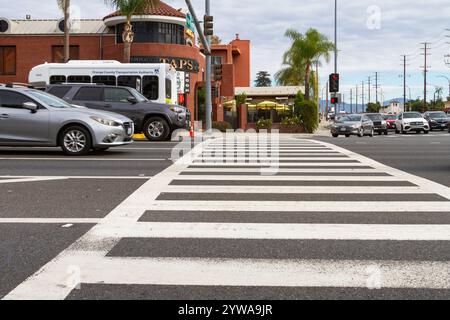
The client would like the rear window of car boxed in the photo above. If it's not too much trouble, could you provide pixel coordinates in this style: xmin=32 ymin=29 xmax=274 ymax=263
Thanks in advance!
xmin=73 ymin=87 xmax=104 ymax=101
xmin=367 ymin=114 xmax=383 ymax=121
xmin=47 ymin=86 xmax=72 ymax=99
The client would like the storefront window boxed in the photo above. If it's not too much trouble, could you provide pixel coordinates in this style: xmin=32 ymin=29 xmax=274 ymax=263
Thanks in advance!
xmin=116 ymin=22 xmax=185 ymax=45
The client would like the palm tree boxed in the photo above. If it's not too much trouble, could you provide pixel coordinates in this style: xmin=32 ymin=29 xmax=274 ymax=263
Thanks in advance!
xmin=57 ymin=0 xmax=71 ymax=62
xmin=277 ymin=28 xmax=334 ymax=101
xmin=105 ymin=0 xmax=160 ymax=63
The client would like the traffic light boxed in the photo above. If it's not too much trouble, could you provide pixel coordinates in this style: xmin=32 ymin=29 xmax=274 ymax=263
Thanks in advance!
xmin=213 ymin=64 xmax=223 ymax=81
xmin=329 ymin=73 xmax=339 ymax=93
xmin=331 ymin=96 xmax=339 ymax=104
xmin=204 ymin=15 xmax=214 ymax=36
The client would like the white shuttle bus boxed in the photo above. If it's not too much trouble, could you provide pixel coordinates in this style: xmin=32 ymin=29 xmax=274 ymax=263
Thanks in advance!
xmin=28 ymin=60 xmax=178 ymax=105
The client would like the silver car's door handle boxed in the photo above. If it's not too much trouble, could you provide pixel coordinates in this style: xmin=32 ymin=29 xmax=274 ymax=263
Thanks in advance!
xmin=0 ymin=114 xmax=9 ymax=119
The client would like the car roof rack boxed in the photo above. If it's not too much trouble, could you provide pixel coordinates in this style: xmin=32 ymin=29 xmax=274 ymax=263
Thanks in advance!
xmin=5 ymin=82 xmax=35 ymax=89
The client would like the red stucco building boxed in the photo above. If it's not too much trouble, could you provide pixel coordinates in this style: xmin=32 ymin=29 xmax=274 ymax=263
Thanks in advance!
xmin=0 ymin=1 xmax=251 ymax=125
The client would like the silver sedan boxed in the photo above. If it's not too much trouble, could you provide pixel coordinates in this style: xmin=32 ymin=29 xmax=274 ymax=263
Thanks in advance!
xmin=331 ymin=114 xmax=374 ymax=138
xmin=0 ymin=85 xmax=134 ymax=155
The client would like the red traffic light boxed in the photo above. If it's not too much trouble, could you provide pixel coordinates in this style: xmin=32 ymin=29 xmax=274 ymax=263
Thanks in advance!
xmin=331 ymin=97 xmax=339 ymax=104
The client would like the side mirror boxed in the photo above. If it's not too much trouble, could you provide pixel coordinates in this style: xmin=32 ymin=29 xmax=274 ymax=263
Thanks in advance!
xmin=127 ymin=96 xmax=138 ymax=104
xmin=23 ymin=102 xmax=38 ymax=113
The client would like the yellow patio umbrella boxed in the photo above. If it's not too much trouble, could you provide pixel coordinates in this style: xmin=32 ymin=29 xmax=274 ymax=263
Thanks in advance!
xmin=257 ymin=101 xmax=278 ymax=109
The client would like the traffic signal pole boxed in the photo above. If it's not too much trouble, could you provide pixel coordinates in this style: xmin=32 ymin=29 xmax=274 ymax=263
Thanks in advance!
xmin=205 ymin=0 xmax=212 ymax=131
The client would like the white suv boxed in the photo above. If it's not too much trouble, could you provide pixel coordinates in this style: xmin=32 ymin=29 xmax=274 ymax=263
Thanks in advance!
xmin=395 ymin=112 xmax=430 ymax=134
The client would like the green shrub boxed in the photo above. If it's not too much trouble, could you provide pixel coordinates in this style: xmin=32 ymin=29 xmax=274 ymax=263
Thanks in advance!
xmin=256 ymin=118 xmax=273 ymax=130
xmin=295 ymin=91 xmax=318 ymax=133
xmin=236 ymin=92 xmax=247 ymax=106
xmin=281 ymin=116 xmax=302 ymax=126
xmin=212 ymin=121 xmax=232 ymax=132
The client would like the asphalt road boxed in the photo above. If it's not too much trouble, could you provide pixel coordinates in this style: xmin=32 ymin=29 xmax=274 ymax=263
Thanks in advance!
xmin=0 ymin=133 xmax=449 ymax=301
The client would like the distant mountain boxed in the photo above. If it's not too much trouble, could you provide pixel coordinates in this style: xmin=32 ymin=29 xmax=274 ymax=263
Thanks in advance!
xmin=318 ymin=98 xmax=412 ymax=113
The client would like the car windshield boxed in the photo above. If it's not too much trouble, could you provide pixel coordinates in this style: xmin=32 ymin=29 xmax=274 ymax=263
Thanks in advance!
xmin=337 ymin=115 xmax=361 ymax=122
xmin=384 ymin=115 xmax=397 ymax=120
xmin=27 ymin=90 xmax=74 ymax=109
xmin=403 ymin=113 xmax=422 ymax=119
xmin=129 ymin=88 xmax=148 ymax=102
xmin=366 ymin=114 xmax=383 ymax=121
xmin=428 ymin=112 xmax=447 ymax=119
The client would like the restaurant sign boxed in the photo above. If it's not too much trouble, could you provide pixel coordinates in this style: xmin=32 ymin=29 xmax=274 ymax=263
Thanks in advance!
xmin=131 ymin=56 xmax=199 ymax=73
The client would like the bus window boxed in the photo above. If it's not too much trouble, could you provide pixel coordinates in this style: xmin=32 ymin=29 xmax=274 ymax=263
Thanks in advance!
xmin=67 ymin=75 xmax=91 ymax=83
xmin=50 ymin=75 xmax=66 ymax=84
xmin=93 ymin=76 xmax=116 ymax=86
xmin=142 ymin=76 xmax=159 ymax=100
xmin=165 ymin=78 xmax=172 ymax=100
xmin=118 ymin=76 xmax=140 ymax=91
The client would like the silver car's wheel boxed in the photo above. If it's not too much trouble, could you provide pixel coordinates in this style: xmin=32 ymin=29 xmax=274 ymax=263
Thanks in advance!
xmin=64 ymin=130 xmax=87 ymax=153
xmin=59 ymin=126 xmax=92 ymax=156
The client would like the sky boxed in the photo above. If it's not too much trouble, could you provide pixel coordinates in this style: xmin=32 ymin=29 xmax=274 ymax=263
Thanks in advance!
xmin=2 ymin=0 xmax=450 ymax=102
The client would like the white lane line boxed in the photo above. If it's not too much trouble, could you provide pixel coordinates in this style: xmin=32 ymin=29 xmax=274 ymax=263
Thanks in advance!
xmin=78 ymin=258 xmax=450 ymax=290
xmin=149 ymin=201 xmax=450 ymax=212
xmin=175 ymin=175 xmax=403 ymax=181
xmin=2 ymin=138 xmax=212 ymax=300
xmin=0 ymin=176 xmax=152 ymax=180
xmin=195 ymin=157 xmax=352 ymax=161
xmin=0 ymin=158 xmax=168 ymax=161
xmin=0 ymin=177 xmax=68 ymax=184
xmin=163 ymin=185 xmax=426 ymax=194
xmin=0 ymin=218 xmax=101 ymax=224
xmin=101 ymin=222 xmax=450 ymax=241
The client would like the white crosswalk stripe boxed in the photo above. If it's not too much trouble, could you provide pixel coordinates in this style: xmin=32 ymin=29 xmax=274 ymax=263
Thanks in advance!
xmin=3 ymin=135 xmax=450 ymax=300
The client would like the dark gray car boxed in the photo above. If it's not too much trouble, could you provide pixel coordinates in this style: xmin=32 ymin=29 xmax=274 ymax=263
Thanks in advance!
xmin=365 ymin=113 xmax=388 ymax=135
xmin=46 ymin=84 xmax=191 ymax=141
xmin=331 ymin=114 xmax=374 ymax=138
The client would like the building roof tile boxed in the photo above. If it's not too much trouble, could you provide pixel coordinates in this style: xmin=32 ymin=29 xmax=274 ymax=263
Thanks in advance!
xmin=103 ymin=1 xmax=186 ymax=20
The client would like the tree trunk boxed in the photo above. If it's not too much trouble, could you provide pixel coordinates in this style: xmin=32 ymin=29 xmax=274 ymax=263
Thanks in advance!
xmin=122 ymin=19 xmax=134 ymax=63
xmin=304 ymin=63 xmax=311 ymax=101
xmin=64 ymin=0 xmax=70 ymax=63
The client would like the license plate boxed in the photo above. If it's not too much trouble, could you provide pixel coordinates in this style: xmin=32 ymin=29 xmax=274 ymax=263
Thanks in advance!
xmin=340 ymin=128 xmax=347 ymax=132
xmin=127 ymin=128 xmax=132 ymax=135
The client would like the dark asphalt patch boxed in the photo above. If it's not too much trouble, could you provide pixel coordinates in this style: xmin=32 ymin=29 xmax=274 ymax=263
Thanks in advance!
xmin=66 ymin=284 xmax=450 ymax=300
xmin=107 ymin=238 xmax=450 ymax=261
xmin=0 ymin=223 xmax=93 ymax=299
xmin=156 ymin=193 xmax=445 ymax=202
xmin=170 ymin=180 xmax=416 ymax=187
xmin=0 ymin=179 xmax=147 ymax=218
xmin=139 ymin=210 xmax=450 ymax=225
xmin=0 ymin=160 xmax=170 ymax=177
xmin=179 ymin=172 xmax=390 ymax=176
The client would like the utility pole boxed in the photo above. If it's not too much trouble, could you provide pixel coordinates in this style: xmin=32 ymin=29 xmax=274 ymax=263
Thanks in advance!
xmin=421 ymin=42 xmax=431 ymax=111
xmin=402 ymin=55 xmax=407 ymax=111
xmin=205 ymin=0 xmax=212 ymax=131
xmin=374 ymin=72 xmax=379 ymax=104
xmin=350 ymin=88 xmax=353 ymax=113
xmin=356 ymin=84 xmax=359 ymax=114
xmin=367 ymin=76 xmax=371 ymax=104
xmin=326 ymin=81 xmax=329 ymax=116
xmin=362 ymin=81 xmax=365 ymax=112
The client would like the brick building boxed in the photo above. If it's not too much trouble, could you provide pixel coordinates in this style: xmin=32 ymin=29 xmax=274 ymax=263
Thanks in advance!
xmin=0 ymin=1 xmax=251 ymax=126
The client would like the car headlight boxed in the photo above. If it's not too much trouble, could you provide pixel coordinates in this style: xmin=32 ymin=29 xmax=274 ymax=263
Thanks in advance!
xmin=169 ymin=106 xmax=185 ymax=113
xmin=90 ymin=116 xmax=121 ymax=127
xmin=352 ymin=124 xmax=360 ymax=128
xmin=382 ymin=120 xmax=387 ymax=125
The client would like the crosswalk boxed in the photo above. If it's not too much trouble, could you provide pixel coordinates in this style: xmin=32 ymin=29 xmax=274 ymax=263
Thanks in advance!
xmin=3 ymin=135 xmax=450 ymax=299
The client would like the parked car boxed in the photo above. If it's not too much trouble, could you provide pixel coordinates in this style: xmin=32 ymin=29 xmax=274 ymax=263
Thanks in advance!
xmin=395 ymin=112 xmax=430 ymax=134
xmin=423 ymin=111 xmax=449 ymax=131
xmin=46 ymin=84 xmax=190 ymax=141
xmin=365 ymin=113 xmax=388 ymax=135
xmin=383 ymin=114 xmax=397 ymax=130
xmin=0 ymin=84 xmax=134 ymax=155
xmin=331 ymin=114 xmax=374 ymax=138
